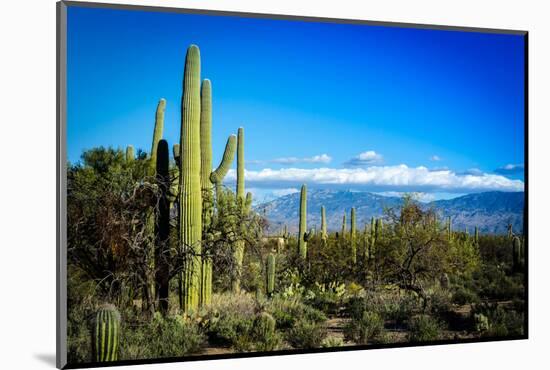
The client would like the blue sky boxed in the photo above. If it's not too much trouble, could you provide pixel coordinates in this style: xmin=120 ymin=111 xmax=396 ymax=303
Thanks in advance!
xmin=67 ymin=6 xmax=525 ymax=203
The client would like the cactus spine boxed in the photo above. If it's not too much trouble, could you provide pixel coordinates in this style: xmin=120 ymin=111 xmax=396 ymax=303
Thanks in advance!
xmin=266 ymin=253 xmax=276 ymax=296
xmin=92 ymin=305 xmax=120 ymax=362
xmin=297 ymin=184 xmax=308 ymax=259
xmin=179 ymin=45 xmax=202 ymax=312
xmin=125 ymin=145 xmax=134 ymax=162
xmin=321 ymin=206 xmax=327 ymax=242
xmin=232 ymin=127 xmax=247 ymax=292
xmin=350 ymin=207 xmax=357 ymax=264
xmin=155 ymin=140 xmax=171 ymax=313
xmin=150 ymin=98 xmax=166 ymax=170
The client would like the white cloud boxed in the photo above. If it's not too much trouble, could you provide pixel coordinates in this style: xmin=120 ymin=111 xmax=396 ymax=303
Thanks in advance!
xmin=430 ymin=155 xmax=442 ymax=161
xmin=494 ymin=163 xmax=524 ymax=175
xmin=272 ymin=188 xmax=300 ymax=197
xmin=345 ymin=151 xmax=383 ymax=166
xmin=271 ymin=154 xmax=332 ymax=164
xmin=460 ymin=168 xmax=484 ymax=176
xmin=225 ymin=164 xmax=524 ymax=193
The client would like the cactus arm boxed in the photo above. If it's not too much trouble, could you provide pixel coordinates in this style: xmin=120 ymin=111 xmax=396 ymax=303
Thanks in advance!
xmin=210 ymin=135 xmax=237 ymax=184
xmin=236 ymin=127 xmax=245 ymax=200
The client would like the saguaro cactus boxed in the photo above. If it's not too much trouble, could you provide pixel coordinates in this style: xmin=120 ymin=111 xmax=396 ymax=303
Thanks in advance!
xmin=92 ymin=305 xmax=120 ymax=362
xmin=321 ymin=206 xmax=327 ymax=242
xmin=350 ymin=208 xmax=357 ymax=264
xmin=508 ymin=224 xmax=513 ymax=239
xmin=474 ymin=226 xmax=479 ymax=246
xmin=447 ymin=216 xmax=452 ymax=242
xmin=232 ymin=127 xmax=247 ymax=292
xmin=173 ymin=144 xmax=180 ymax=167
xmin=150 ymin=98 xmax=166 ymax=170
xmin=370 ymin=217 xmax=376 ymax=258
xmin=179 ymin=44 xmax=202 ymax=312
xmin=341 ymin=213 xmax=347 ymax=239
xmin=125 ymin=145 xmax=134 ymax=162
xmin=298 ymin=184 xmax=308 ymax=259
xmin=155 ymin=140 xmax=171 ymax=313
xmin=200 ymin=79 xmax=237 ymax=305
xmin=266 ymin=253 xmax=276 ymax=296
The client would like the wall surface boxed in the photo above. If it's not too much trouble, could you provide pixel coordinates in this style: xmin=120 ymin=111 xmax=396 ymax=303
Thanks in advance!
xmin=0 ymin=0 xmax=547 ymax=369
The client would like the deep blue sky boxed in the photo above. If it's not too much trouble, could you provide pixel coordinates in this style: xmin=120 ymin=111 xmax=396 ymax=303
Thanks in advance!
xmin=67 ymin=5 xmax=525 ymax=202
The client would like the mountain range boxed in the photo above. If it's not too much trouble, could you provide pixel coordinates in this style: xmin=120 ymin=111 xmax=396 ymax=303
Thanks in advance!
xmin=254 ymin=190 xmax=525 ymax=235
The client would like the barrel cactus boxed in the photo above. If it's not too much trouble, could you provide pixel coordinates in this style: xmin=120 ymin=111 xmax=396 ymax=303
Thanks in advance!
xmin=92 ymin=305 xmax=120 ymax=362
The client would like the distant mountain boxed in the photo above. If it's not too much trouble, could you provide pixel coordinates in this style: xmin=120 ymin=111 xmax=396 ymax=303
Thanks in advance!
xmin=255 ymin=190 xmax=524 ymax=235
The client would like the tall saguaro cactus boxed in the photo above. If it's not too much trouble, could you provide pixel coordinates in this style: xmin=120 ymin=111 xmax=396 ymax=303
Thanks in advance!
xmin=447 ymin=216 xmax=452 ymax=242
xmin=321 ymin=206 xmax=327 ymax=242
xmin=92 ymin=305 xmax=120 ymax=362
xmin=200 ymin=79 xmax=237 ymax=305
xmin=350 ymin=207 xmax=357 ymax=264
xmin=150 ymin=98 xmax=166 ymax=170
xmin=474 ymin=226 xmax=479 ymax=246
xmin=298 ymin=184 xmax=308 ymax=259
xmin=155 ymin=140 xmax=171 ymax=313
xmin=341 ymin=213 xmax=346 ymax=239
xmin=232 ymin=127 xmax=247 ymax=292
xmin=179 ymin=45 xmax=202 ymax=312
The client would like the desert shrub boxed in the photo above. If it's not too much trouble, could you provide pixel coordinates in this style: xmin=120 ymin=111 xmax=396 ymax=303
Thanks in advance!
xmin=306 ymin=281 xmax=347 ymax=314
xmin=344 ymin=311 xmax=384 ymax=344
xmin=264 ymin=296 xmax=326 ymax=329
xmin=202 ymin=292 xmax=257 ymax=350
xmin=321 ymin=337 xmax=345 ymax=348
xmin=67 ymin=305 xmax=93 ymax=364
xmin=287 ymin=318 xmax=327 ymax=349
xmin=473 ymin=303 xmax=524 ymax=338
xmin=251 ymin=312 xmax=282 ymax=351
xmin=468 ymin=264 xmax=524 ymax=301
xmin=120 ymin=313 xmax=205 ymax=359
xmin=407 ymin=315 xmax=442 ymax=342
xmin=426 ymin=286 xmax=453 ymax=319
xmin=347 ymin=290 xmax=419 ymax=328
xmin=451 ymin=285 xmax=479 ymax=305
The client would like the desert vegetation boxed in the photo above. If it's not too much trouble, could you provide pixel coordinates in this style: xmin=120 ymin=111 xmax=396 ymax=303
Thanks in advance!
xmin=66 ymin=44 xmax=526 ymax=364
